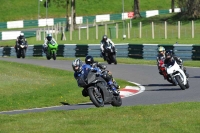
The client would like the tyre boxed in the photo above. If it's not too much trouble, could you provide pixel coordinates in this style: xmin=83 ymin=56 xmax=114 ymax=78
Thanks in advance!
xmin=88 ymin=87 xmax=104 ymax=107
xmin=175 ymin=75 xmax=186 ymax=90
xmin=111 ymin=95 xmax=122 ymax=107
xmin=21 ymin=49 xmax=26 ymax=59
xmin=46 ymin=54 xmax=51 ymax=60
xmin=185 ymin=80 xmax=189 ymax=89
xmin=112 ymin=55 xmax=117 ymax=65
xmin=52 ymin=51 xmax=56 ymax=60
xmin=17 ymin=50 xmax=21 ymax=58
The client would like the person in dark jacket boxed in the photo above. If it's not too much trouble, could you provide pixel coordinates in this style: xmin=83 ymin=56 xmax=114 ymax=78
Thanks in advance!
xmin=72 ymin=58 xmax=119 ymax=97
xmin=15 ymin=33 xmax=28 ymax=52
xmin=164 ymin=50 xmax=189 ymax=78
xmin=84 ymin=55 xmax=120 ymax=89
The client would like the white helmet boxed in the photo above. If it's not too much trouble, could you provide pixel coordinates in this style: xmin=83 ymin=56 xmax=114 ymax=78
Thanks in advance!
xmin=20 ymin=33 xmax=24 ymax=36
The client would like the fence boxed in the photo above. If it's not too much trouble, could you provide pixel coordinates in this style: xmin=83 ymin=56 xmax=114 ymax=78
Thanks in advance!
xmin=1 ymin=44 xmax=200 ymax=60
xmin=2 ymin=20 xmax=200 ymax=42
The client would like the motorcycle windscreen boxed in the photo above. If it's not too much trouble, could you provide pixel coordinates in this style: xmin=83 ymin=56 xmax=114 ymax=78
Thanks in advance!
xmin=87 ymin=71 xmax=96 ymax=84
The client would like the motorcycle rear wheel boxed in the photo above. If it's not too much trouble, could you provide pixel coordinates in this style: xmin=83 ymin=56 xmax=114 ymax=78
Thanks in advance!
xmin=88 ymin=87 xmax=104 ymax=107
xmin=175 ymin=75 xmax=186 ymax=90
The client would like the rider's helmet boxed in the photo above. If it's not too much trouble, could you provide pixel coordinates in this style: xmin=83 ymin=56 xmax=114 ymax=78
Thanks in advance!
xmin=85 ymin=55 xmax=94 ymax=65
xmin=158 ymin=46 xmax=165 ymax=53
xmin=165 ymin=50 xmax=173 ymax=59
xmin=19 ymin=33 xmax=24 ymax=39
xmin=72 ymin=58 xmax=83 ymax=72
xmin=102 ymin=35 xmax=108 ymax=41
xmin=46 ymin=34 xmax=52 ymax=41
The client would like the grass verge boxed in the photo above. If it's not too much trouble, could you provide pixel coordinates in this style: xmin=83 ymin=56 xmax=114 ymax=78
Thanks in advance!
xmin=0 ymin=102 xmax=200 ymax=133
xmin=0 ymin=60 xmax=135 ymax=111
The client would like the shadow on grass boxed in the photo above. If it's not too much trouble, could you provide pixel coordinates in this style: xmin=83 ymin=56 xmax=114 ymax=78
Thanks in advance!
xmin=60 ymin=102 xmax=70 ymax=105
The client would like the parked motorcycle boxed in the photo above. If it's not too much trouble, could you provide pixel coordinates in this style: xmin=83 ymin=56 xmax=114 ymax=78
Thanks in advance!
xmin=166 ymin=60 xmax=189 ymax=90
xmin=77 ymin=70 xmax=122 ymax=107
xmin=16 ymin=39 xmax=27 ymax=59
xmin=46 ymin=41 xmax=58 ymax=60
xmin=158 ymin=59 xmax=176 ymax=85
xmin=104 ymin=43 xmax=117 ymax=65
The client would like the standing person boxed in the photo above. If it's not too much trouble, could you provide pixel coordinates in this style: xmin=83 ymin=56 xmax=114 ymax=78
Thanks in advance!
xmin=42 ymin=33 xmax=57 ymax=53
xmin=15 ymin=33 xmax=28 ymax=52
xmin=100 ymin=35 xmax=116 ymax=60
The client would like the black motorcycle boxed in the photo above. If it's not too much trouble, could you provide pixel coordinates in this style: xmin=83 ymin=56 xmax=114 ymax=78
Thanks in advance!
xmin=77 ymin=70 xmax=122 ymax=107
xmin=16 ymin=39 xmax=27 ymax=59
xmin=104 ymin=43 xmax=117 ymax=65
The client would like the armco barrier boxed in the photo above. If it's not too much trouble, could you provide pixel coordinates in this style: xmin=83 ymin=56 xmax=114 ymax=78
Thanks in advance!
xmin=192 ymin=45 xmax=200 ymax=60
xmin=128 ymin=44 xmax=143 ymax=59
xmin=1 ymin=44 xmax=200 ymax=60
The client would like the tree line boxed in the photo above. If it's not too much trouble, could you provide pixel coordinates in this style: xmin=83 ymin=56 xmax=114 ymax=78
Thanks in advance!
xmin=51 ymin=0 xmax=200 ymax=31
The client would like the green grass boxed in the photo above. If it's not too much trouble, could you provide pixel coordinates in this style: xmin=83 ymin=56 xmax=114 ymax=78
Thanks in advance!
xmin=0 ymin=0 xmax=171 ymax=22
xmin=0 ymin=102 xmax=200 ymax=133
xmin=0 ymin=60 xmax=135 ymax=111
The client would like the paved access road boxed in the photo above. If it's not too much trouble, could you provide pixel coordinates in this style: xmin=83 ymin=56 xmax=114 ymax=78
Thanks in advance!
xmin=0 ymin=57 xmax=199 ymax=114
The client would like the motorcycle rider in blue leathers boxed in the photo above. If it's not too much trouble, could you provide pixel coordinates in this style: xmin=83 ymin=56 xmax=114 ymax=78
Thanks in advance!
xmin=72 ymin=58 xmax=119 ymax=97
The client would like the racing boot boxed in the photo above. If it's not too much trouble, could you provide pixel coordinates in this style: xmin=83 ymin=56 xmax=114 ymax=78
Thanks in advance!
xmin=112 ymin=79 xmax=120 ymax=89
xmin=111 ymin=85 xmax=119 ymax=96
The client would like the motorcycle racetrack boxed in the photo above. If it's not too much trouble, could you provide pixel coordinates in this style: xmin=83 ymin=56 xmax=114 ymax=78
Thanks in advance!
xmin=0 ymin=57 xmax=200 ymax=114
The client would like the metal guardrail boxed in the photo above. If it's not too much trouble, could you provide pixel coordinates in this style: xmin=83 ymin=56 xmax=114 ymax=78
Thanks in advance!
xmin=1 ymin=44 xmax=200 ymax=60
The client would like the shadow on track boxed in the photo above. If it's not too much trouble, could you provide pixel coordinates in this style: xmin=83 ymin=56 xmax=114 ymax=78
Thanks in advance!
xmin=142 ymin=84 xmax=182 ymax=91
xmin=190 ymin=76 xmax=200 ymax=78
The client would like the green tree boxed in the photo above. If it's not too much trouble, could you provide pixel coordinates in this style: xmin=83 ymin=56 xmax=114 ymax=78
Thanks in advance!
xmin=53 ymin=0 xmax=76 ymax=31
xmin=177 ymin=0 xmax=200 ymax=19
xmin=133 ymin=0 xmax=141 ymax=18
xmin=171 ymin=0 xmax=175 ymax=13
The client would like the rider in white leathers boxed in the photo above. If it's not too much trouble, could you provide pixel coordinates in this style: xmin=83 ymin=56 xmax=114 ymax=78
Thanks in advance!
xmin=100 ymin=35 xmax=115 ymax=60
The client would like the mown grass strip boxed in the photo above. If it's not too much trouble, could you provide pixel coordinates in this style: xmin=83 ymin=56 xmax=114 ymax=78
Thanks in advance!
xmin=0 ymin=102 xmax=199 ymax=133
xmin=0 ymin=60 xmax=135 ymax=111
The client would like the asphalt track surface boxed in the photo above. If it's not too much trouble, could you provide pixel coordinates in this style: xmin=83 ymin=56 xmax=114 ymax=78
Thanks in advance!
xmin=0 ymin=57 xmax=200 ymax=114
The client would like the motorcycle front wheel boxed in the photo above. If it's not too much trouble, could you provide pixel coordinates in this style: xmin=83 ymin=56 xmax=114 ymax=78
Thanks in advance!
xmin=111 ymin=95 xmax=122 ymax=107
xmin=21 ymin=49 xmax=26 ymax=58
xmin=88 ymin=87 xmax=104 ymax=107
xmin=52 ymin=51 xmax=56 ymax=60
xmin=112 ymin=55 xmax=117 ymax=65
xmin=175 ymin=75 xmax=186 ymax=90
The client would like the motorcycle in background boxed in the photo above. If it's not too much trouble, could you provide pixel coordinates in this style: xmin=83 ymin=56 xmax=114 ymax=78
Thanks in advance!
xmin=16 ymin=39 xmax=28 ymax=59
xmin=104 ymin=43 xmax=117 ymax=65
xmin=166 ymin=59 xmax=189 ymax=90
xmin=45 ymin=41 xmax=58 ymax=60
